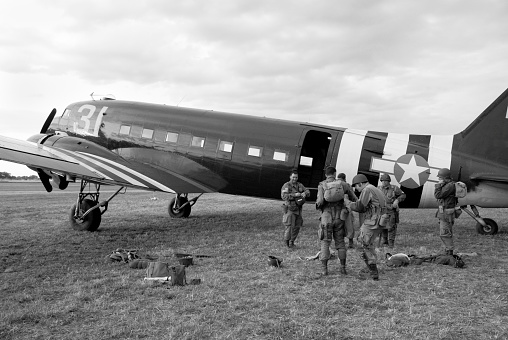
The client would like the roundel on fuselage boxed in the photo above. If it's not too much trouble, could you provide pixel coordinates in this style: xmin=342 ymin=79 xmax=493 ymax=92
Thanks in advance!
xmin=393 ymin=154 xmax=430 ymax=189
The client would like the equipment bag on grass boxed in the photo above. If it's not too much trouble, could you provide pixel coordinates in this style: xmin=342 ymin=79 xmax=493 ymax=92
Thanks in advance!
xmin=170 ymin=265 xmax=187 ymax=286
xmin=146 ymin=261 xmax=171 ymax=278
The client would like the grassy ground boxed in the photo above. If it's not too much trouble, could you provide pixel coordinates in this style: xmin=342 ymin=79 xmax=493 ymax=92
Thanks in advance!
xmin=1 ymin=182 xmax=507 ymax=339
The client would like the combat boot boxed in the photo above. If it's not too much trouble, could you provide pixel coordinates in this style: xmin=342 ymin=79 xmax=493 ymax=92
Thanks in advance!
xmin=320 ymin=260 xmax=328 ymax=276
xmin=446 ymin=249 xmax=453 ymax=255
xmin=348 ymin=239 xmax=354 ymax=249
xmin=369 ymin=264 xmax=379 ymax=281
xmin=339 ymin=259 xmax=347 ymax=275
xmin=290 ymin=241 xmax=295 ymax=248
xmin=388 ymin=240 xmax=394 ymax=249
xmin=285 ymin=240 xmax=290 ymax=248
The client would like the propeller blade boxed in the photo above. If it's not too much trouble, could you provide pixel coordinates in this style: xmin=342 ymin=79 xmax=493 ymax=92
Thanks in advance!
xmin=40 ymin=108 xmax=57 ymax=134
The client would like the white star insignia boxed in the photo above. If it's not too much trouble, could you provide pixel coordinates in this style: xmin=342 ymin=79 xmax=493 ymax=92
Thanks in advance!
xmin=397 ymin=155 xmax=429 ymax=186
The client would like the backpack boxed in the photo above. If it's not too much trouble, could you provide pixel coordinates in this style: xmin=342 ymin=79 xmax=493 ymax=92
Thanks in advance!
xmin=455 ymin=181 xmax=467 ymax=198
xmin=145 ymin=262 xmax=187 ymax=285
xmin=323 ymin=180 xmax=345 ymax=202
xmin=170 ymin=265 xmax=187 ymax=286
xmin=146 ymin=261 xmax=171 ymax=278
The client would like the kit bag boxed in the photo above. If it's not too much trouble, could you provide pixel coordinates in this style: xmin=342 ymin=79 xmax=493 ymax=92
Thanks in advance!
xmin=170 ymin=265 xmax=187 ymax=286
xmin=146 ymin=261 xmax=171 ymax=278
xmin=323 ymin=181 xmax=345 ymax=202
xmin=455 ymin=181 xmax=467 ymax=198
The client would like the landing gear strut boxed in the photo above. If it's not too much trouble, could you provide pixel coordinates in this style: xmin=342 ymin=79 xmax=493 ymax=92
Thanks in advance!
xmin=69 ymin=180 xmax=124 ymax=231
xmin=168 ymin=193 xmax=203 ymax=218
xmin=460 ymin=205 xmax=499 ymax=235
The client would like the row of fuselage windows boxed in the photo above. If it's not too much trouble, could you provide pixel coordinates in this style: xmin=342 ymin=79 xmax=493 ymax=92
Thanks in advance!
xmin=118 ymin=125 xmax=289 ymax=162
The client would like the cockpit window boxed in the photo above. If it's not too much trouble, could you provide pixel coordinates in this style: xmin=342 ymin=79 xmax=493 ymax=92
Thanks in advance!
xmin=61 ymin=108 xmax=71 ymax=118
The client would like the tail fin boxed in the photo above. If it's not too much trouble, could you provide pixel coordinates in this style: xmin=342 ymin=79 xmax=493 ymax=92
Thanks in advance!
xmin=457 ymin=88 xmax=508 ymax=163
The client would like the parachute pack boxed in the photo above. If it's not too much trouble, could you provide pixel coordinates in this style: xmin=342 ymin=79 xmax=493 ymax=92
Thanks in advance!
xmin=323 ymin=180 xmax=345 ymax=202
xmin=455 ymin=181 xmax=467 ymax=198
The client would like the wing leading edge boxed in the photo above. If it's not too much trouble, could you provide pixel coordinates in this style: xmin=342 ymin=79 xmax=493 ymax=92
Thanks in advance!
xmin=0 ymin=135 xmax=175 ymax=192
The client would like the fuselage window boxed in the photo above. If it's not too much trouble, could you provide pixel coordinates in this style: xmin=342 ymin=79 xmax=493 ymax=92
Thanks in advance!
xmin=248 ymin=145 xmax=263 ymax=157
xmin=131 ymin=125 xmax=142 ymax=138
xmin=273 ymin=150 xmax=288 ymax=162
xmin=142 ymin=128 xmax=154 ymax=139
xmin=119 ymin=125 xmax=131 ymax=135
xmin=166 ymin=132 xmax=179 ymax=143
xmin=219 ymin=141 xmax=234 ymax=153
xmin=300 ymin=156 xmax=313 ymax=166
xmin=191 ymin=136 xmax=205 ymax=148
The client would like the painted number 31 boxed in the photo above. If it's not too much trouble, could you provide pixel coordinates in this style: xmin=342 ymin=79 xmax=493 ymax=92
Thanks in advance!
xmin=75 ymin=104 xmax=108 ymax=137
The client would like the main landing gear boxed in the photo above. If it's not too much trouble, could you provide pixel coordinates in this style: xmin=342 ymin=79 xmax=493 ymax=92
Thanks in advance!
xmin=460 ymin=205 xmax=499 ymax=235
xmin=168 ymin=193 xmax=203 ymax=218
xmin=69 ymin=180 xmax=125 ymax=231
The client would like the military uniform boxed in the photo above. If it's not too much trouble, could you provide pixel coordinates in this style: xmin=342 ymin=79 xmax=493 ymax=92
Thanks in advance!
xmin=281 ymin=181 xmax=310 ymax=247
xmin=346 ymin=181 xmax=387 ymax=280
xmin=378 ymin=182 xmax=406 ymax=248
xmin=434 ymin=178 xmax=456 ymax=254
xmin=315 ymin=176 xmax=356 ymax=275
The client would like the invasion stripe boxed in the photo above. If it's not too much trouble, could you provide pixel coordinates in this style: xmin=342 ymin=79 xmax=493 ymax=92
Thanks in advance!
xmin=335 ymin=129 xmax=367 ymax=183
xmin=418 ymin=135 xmax=454 ymax=208
xmin=40 ymin=145 xmax=111 ymax=180
xmin=358 ymin=131 xmax=388 ymax=183
xmin=68 ymin=152 xmax=149 ymax=189
xmin=81 ymin=153 xmax=176 ymax=193
xmin=403 ymin=134 xmax=431 ymax=207
xmin=379 ymin=133 xmax=410 ymax=187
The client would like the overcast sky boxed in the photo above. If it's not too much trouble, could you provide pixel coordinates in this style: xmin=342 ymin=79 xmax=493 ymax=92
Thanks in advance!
xmin=1 ymin=0 xmax=508 ymax=175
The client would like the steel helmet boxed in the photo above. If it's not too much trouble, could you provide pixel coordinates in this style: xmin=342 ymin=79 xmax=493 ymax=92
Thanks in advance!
xmin=437 ymin=168 xmax=452 ymax=179
xmin=380 ymin=174 xmax=391 ymax=182
xmin=352 ymin=174 xmax=368 ymax=186
xmin=268 ymin=255 xmax=283 ymax=267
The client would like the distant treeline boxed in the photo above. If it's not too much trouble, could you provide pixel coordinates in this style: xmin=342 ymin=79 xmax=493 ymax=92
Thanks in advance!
xmin=0 ymin=171 xmax=38 ymax=180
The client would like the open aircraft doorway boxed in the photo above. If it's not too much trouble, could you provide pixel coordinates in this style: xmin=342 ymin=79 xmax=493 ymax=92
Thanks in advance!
xmin=297 ymin=130 xmax=332 ymax=200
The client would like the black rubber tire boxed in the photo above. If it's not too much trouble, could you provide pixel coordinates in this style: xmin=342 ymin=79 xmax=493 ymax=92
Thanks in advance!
xmin=168 ymin=197 xmax=191 ymax=218
xmin=475 ymin=218 xmax=498 ymax=235
xmin=69 ymin=199 xmax=102 ymax=231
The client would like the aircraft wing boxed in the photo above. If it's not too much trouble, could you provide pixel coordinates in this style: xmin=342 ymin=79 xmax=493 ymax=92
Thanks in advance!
xmin=0 ymin=135 xmax=167 ymax=190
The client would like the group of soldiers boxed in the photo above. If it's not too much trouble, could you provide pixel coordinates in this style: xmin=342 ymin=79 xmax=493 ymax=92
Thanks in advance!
xmin=281 ymin=166 xmax=458 ymax=281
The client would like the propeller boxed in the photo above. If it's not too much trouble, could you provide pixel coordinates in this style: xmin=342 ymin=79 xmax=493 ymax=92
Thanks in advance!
xmin=40 ymin=108 xmax=57 ymax=134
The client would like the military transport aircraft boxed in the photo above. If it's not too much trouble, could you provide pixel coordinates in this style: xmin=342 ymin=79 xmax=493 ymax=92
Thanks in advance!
xmin=1 ymin=89 xmax=508 ymax=234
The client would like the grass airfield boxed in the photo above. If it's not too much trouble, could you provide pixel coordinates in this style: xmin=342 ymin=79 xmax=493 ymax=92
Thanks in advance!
xmin=1 ymin=182 xmax=508 ymax=340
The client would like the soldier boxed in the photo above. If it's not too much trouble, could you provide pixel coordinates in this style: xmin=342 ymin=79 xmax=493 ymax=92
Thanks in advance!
xmin=344 ymin=174 xmax=387 ymax=281
xmin=378 ymin=174 xmax=406 ymax=248
xmin=281 ymin=170 xmax=310 ymax=248
xmin=434 ymin=168 xmax=457 ymax=255
xmin=315 ymin=166 xmax=352 ymax=275
xmin=337 ymin=172 xmax=358 ymax=248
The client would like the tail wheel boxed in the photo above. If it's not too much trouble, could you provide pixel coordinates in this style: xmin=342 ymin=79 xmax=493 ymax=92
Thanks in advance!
xmin=70 ymin=199 xmax=102 ymax=231
xmin=476 ymin=218 xmax=498 ymax=235
xmin=168 ymin=197 xmax=191 ymax=218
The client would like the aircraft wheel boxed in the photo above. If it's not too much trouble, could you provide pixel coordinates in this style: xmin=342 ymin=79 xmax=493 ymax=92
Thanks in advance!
xmin=69 ymin=199 xmax=102 ymax=231
xmin=475 ymin=218 xmax=498 ymax=235
xmin=168 ymin=197 xmax=191 ymax=218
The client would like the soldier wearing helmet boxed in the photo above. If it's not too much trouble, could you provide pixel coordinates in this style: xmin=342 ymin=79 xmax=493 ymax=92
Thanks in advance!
xmin=378 ymin=173 xmax=406 ymax=248
xmin=344 ymin=174 xmax=387 ymax=281
xmin=315 ymin=167 xmax=357 ymax=275
xmin=281 ymin=170 xmax=310 ymax=248
xmin=434 ymin=168 xmax=457 ymax=255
